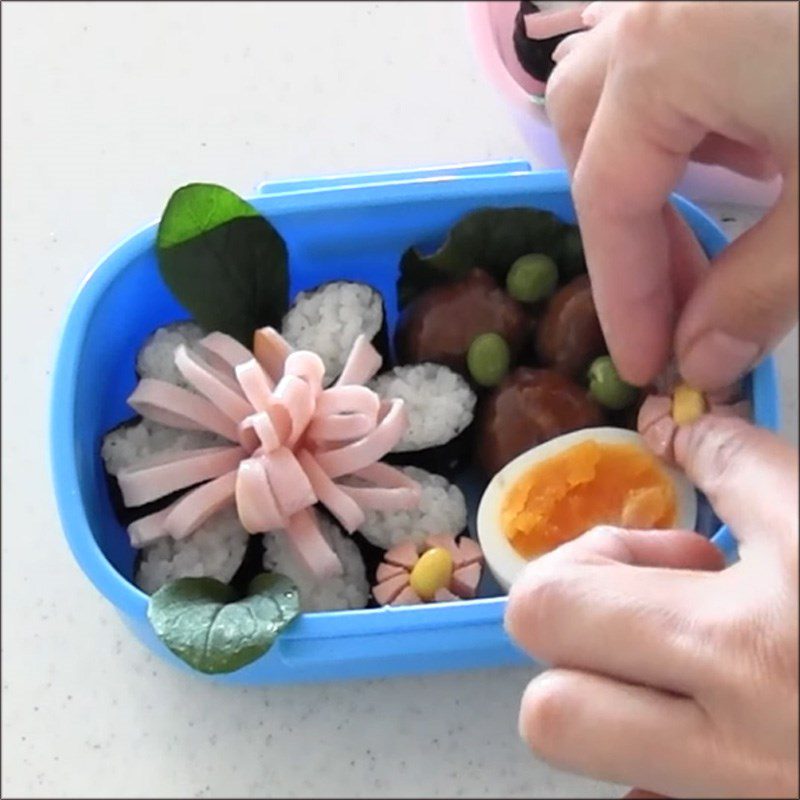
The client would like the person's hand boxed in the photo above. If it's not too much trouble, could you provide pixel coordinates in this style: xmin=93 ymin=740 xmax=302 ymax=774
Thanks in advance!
xmin=505 ymin=414 xmax=799 ymax=798
xmin=545 ymin=1 xmax=798 ymax=389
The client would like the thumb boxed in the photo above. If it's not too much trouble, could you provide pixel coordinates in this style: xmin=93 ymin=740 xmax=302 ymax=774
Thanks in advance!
xmin=673 ymin=414 xmax=798 ymax=557
xmin=675 ymin=174 xmax=799 ymax=391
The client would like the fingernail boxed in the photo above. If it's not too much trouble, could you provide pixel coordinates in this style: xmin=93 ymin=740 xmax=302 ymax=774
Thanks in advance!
xmin=680 ymin=331 xmax=760 ymax=390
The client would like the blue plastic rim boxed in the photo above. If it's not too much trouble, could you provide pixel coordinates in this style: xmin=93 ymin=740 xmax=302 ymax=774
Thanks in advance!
xmin=50 ymin=164 xmax=780 ymax=684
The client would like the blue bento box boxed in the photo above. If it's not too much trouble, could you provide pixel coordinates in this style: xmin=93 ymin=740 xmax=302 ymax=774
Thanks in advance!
xmin=50 ymin=160 xmax=780 ymax=684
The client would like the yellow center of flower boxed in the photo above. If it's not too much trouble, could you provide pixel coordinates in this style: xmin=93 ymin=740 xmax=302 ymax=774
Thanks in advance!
xmin=409 ymin=547 xmax=454 ymax=601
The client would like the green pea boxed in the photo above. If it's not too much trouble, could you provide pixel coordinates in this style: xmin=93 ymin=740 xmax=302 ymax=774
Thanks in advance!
xmin=467 ymin=332 xmax=510 ymax=388
xmin=505 ymin=254 xmax=559 ymax=304
xmin=587 ymin=355 xmax=638 ymax=410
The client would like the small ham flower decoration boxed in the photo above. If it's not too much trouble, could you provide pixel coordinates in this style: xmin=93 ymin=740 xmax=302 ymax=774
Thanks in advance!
xmin=638 ymin=380 xmax=751 ymax=463
xmin=372 ymin=534 xmax=485 ymax=606
xmin=116 ymin=327 xmax=421 ymax=579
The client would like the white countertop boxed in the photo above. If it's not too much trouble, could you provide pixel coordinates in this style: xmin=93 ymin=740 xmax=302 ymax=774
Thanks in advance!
xmin=2 ymin=3 xmax=796 ymax=798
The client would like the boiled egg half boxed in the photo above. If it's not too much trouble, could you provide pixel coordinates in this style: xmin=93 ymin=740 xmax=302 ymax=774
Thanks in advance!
xmin=477 ymin=427 xmax=697 ymax=591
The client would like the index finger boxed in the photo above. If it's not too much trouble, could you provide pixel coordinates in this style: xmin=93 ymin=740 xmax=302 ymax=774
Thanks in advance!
xmin=571 ymin=46 xmax=705 ymax=385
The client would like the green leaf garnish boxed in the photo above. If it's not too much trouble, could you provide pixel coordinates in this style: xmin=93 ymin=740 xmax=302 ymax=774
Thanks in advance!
xmin=156 ymin=183 xmax=289 ymax=344
xmin=397 ymin=207 xmax=580 ymax=308
xmin=147 ymin=572 xmax=300 ymax=675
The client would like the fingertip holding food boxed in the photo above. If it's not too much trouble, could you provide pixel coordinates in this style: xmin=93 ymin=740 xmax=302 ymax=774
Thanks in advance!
xmin=467 ymin=332 xmax=511 ymax=387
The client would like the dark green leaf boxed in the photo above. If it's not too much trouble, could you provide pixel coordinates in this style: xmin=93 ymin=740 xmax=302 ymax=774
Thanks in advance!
xmin=397 ymin=207 xmax=573 ymax=309
xmin=147 ymin=572 xmax=300 ymax=675
xmin=156 ymin=184 xmax=289 ymax=344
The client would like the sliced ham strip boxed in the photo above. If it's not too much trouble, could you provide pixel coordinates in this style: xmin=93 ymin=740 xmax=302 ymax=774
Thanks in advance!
xmin=235 ymin=359 xmax=276 ymax=410
xmin=272 ymin=375 xmax=315 ymax=447
xmin=335 ymin=335 xmax=382 ymax=386
xmin=283 ymin=351 xmax=325 ymax=398
xmin=434 ymin=588 xmax=460 ymax=603
xmin=456 ymin=536 xmax=485 ymax=568
xmin=235 ymin=457 xmax=284 ymax=533
xmin=340 ymin=463 xmax=421 ymax=512
xmin=384 ymin=540 xmax=419 ymax=570
xmin=240 ymin=410 xmax=285 ymax=454
xmin=127 ymin=506 xmax=174 ymax=548
xmin=315 ymin=400 xmax=407 ymax=478
xmin=376 ymin=562 xmax=406 ymax=583
xmin=524 ymin=6 xmax=586 ymax=40
xmin=262 ymin=447 xmax=317 ymax=519
xmin=198 ymin=332 xmax=254 ymax=371
xmin=163 ymin=470 xmax=237 ymax=539
xmin=253 ymin=326 xmax=292 ymax=382
xmin=117 ymin=445 xmax=244 ymax=507
xmin=297 ymin=450 xmax=365 ymax=533
xmin=285 ymin=508 xmax=343 ymax=579
xmin=373 ymin=573 xmax=410 ymax=606
xmin=451 ymin=563 xmax=481 ymax=598
xmin=424 ymin=533 xmax=461 ymax=560
xmin=175 ymin=345 xmax=252 ymax=424
xmin=128 ymin=379 xmax=239 ymax=442
xmin=391 ymin=586 xmax=423 ymax=606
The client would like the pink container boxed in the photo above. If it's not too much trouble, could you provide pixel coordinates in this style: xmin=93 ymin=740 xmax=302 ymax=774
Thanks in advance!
xmin=466 ymin=1 xmax=782 ymax=207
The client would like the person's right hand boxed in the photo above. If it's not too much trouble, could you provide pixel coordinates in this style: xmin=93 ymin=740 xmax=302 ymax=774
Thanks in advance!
xmin=545 ymin=1 xmax=798 ymax=389
xmin=505 ymin=413 xmax=799 ymax=798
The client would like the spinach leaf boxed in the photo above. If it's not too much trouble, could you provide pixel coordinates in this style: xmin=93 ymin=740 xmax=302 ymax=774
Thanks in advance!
xmin=397 ymin=207 xmax=576 ymax=309
xmin=147 ymin=572 xmax=300 ymax=674
xmin=156 ymin=184 xmax=289 ymax=344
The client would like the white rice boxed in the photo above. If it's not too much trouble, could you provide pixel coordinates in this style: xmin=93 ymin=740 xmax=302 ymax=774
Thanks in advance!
xmin=135 ymin=507 xmax=249 ymax=594
xmin=136 ymin=321 xmax=205 ymax=389
xmin=262 ymin=515 xmax=369 ymax=611
xmin=358 ymin=466 xmax=467 ymax=549
xmin=281 ymin=282 xmax=383 ymax=384
xmin=101 ymin=418 xmax=225 ymax=476
xmin=370 ymin=363 xmax=476 ymax=452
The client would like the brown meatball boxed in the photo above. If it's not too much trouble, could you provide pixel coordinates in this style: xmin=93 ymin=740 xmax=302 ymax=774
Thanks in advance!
xmin=536 ymin=274 xmax=606 ymax=380
xmin=396 ymin=269 xmax=531 ymax=373
xmin=478 ymin=368 xmax=606 ymax=475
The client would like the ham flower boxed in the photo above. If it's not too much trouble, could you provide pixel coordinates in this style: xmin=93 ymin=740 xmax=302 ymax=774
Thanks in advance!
xmin=116 ymin=327 xmax=421 ymax=579
xmin=372 ymin=534 xmax=485 ymax=606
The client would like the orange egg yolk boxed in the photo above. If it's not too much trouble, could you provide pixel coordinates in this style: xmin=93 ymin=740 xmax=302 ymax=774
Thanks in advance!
xmin=501 ymin=440 xmax=677 ymax=559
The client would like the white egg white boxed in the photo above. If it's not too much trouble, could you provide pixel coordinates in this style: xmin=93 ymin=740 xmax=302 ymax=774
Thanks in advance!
xmin=476 ymin=427 xmax=698 ymax=591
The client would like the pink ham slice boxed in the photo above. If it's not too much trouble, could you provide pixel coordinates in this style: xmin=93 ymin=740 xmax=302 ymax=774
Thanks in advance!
xmin=372 ymin=573 xmax=410 ymax=606
xmin=308 ymin=385 xmax=380 ymax=442
xmin=197 ymin=332 xmax=255 ymax=376
xmin=336 ymin=335 xmax=382 ymax=386
xmin=235 ymin=457 xmax=284 ymax=533
xmin=424 ymin=533 xmax=460 ymax=560
xmin=340 ymin=463 xmax=421 ymax=512
xmin=235 ymin=359 xmax=276 ymax=410
xmin=175 ymin=345 xmax=252 ymax=424
xmin=451 ymin=563 xmax=481 ymax=599
xmin=272 ymin=375 xmax=316 ymax=447
xmin=456 ymin=536 xmax=484 ymax=568
xmin=297 ymin=450 xmax=365 ymax=533
xmin=384 ymin=540 xmax=419 ymax=570
xmin=315 ymin=400 xmax=407 ymax=478
xmin=253 ymin=326 xmax=293 ymax=382
xmin=434 ymin=588 xmax=460 ymax=603
xmin=524 ymin=6 xmax=586 ymax=40
xmin=117 ymin=445 xmax=244 ymax=507
xmin=283 ymin=351 xmax=325 ymax=398
xmin=391 ymin=586 xmax=423 ymax=606
xmin=262 ymin=447 xmax=317 ymax=519
xmin=128 ymin=379 xmax=239 ymax=442
xmin=376 ymin=562 xmax=406 ymax=582
xmin=163 ymin=470 xmax=237 ymax=539
xmin=285 ymin=508 xmax=342 ymax=579
xmin=239 ymin=410 xmax=286 ymax=454
xmin=127 ymin=506 xmax=174 ymax=548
